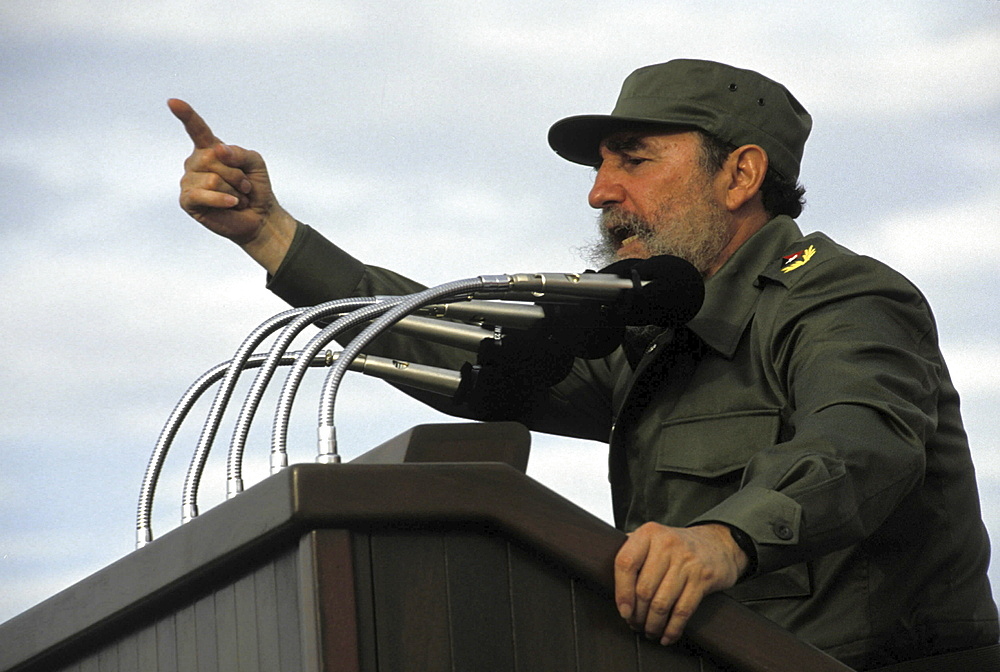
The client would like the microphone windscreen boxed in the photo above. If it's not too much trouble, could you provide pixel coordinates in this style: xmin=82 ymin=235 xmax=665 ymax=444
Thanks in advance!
xmin=476 ymin=329 xmax=576 ymax=387
xmin=595 ymin=257 xmax=642 ymax=277
xmin=627 ymin=255 xmax=705 ymax=327
xmin=539 ymin=301 xmax=625 ymax=359
xmin=589 ymin=254 xmax=704 ymax=327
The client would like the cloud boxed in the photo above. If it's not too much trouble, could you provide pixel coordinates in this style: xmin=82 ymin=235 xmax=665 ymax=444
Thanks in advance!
xmin=3 ymin=0 xmax=1000 ymax=630
xmin=0 ymin=239 xmax=289 ymax=448
xmin=842 ymin=193 xmax=1000 ymax=277
xmin=1 ymin=0 xmax=364 ymax=43
xmin=273 ymin=155 xmax=592 ymax=281
xmin=790 ymin=25 xmax=1000 ymax=117
xmin=528 ymin=433 xmax=614 ymax=522
xmin=441 ymin=3 xmax=1000 ymax=120
xmin=949 ymin=344 xmax=1000 ymax=398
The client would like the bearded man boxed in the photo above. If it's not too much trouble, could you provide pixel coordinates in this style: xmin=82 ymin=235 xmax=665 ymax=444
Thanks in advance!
xmin=171 ymin=60 xmax=998 ymax=670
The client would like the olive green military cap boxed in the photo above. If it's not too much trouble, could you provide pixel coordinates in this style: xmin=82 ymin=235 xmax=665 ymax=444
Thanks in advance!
xmin=548 ymin=59 xmax=812 ymax=181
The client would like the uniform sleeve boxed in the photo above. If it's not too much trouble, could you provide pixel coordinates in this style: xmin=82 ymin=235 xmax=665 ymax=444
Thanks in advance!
xmin=688 ymin=254 xmax=943 ymax=574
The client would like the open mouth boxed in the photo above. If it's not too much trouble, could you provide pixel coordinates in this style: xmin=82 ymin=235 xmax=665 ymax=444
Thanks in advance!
xmin=607 ymin=224 xmax=642 ymax=250
xmin=601 ymin=208 xmax=648 ymax=251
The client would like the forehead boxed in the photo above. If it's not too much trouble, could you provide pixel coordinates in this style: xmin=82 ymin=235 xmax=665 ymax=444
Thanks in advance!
xmin=600 ymin=127 xmax=703 ymax=156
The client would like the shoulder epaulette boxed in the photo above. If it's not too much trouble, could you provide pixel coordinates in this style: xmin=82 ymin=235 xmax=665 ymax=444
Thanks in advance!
xmin=757 ymin=233 xmax=855 ymax=287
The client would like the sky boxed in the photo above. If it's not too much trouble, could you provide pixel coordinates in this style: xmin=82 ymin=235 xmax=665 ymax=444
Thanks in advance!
xmin=1 ymin=1 xmax=998 ymax=625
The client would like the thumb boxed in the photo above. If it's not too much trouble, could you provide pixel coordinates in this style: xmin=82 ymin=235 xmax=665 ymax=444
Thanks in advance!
xmin=213 ymin=143 xmax=265 ymax=174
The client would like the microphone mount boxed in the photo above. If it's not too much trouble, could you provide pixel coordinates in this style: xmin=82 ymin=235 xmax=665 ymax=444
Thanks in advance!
xmin=140 ymin=256 xmax=703 ymax=546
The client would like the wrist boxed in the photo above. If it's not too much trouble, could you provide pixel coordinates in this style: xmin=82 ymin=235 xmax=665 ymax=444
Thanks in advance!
xmin=688 ymin=522 xmax=757 ymax=582
xmin=241 ymin=207 xmax=297 ymax=275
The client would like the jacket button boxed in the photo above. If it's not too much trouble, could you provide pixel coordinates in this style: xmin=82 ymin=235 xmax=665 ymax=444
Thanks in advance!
xmin=774 ymin=524 xmax=794 ymax=540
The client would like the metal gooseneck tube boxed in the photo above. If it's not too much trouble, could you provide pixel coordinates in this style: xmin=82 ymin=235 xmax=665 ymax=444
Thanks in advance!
xmin=221 ymin=297 xmax=394 ymax=502
xmin=269 ymin=297 xmax=407 ymax=468
xmin=314 ymin=276 xmax=511 ymax=464
xmin=136 ymin=350 xmax=332 ymax=548
xmin=142 ymin=273 xmax=534 ymax=545
xmin=180 ymin=307 xmax=305 ymax=524
xmin=138 ymin=262 xmax=687 ymax=549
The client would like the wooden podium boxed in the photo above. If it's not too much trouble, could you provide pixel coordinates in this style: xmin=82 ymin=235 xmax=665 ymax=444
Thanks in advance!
xmin=0 ymin=424 xmax=852 ymax=672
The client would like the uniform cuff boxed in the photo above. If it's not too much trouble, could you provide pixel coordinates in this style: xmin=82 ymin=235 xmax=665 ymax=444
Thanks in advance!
xmin=687 ymin=485 xmax=802 ymax=575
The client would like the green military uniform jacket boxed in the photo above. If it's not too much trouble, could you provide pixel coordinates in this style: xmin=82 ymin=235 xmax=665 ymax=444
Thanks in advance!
xmin=267 ymin=216 xmax=998 ymax=670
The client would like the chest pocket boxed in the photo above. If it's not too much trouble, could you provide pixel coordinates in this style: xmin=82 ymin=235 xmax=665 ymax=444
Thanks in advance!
xmin=654 ymin=409 xmax=780 ymax=477
xmin=646 ymin=409 xmax=780 ymax=529
xmin=653 ymin=409 xmax=812 ymax=603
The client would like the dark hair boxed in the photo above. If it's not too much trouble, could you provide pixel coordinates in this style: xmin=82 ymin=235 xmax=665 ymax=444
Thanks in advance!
xmin=696 ymin=131 xmax=806 ymax=219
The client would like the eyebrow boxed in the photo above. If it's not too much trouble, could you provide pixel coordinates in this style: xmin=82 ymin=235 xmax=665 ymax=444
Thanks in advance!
xmin=602 ymin=134 xmax=650 ymax=155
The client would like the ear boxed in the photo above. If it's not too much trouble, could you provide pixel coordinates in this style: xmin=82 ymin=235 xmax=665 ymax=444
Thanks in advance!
xmin=720 ymin=145 xmax=768 ymax=212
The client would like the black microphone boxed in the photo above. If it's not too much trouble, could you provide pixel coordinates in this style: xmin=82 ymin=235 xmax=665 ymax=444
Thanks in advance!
xmin=358 ymin=256 xmax=705 ymax=420
xmin=390 ymin=315 xmax=496 ymax=351
xmin=490 ymin=253 xmax=701 ymax=305
xmin=420 ymin=254 xmax=703 ymax=358
xmin=415 ymin=301 xmax=624 ymax=359
xmin=449 ymin=256 xmax=704 ymax=420
xmin=346 ymin=352 xmax=464 ymax=396
xmin=389 ymin=314 xmax=589 ymax=371
xmin=594 ymin=254 xmax=705 ymax=327
xmin=465 ymin=254 xmax=703 ymax=325
xmin=528 ymin=301 xmax=625 ymax=359
xmin=472 ymin=326 xmax=576 ymax=388
xmin=343 ymin=349 xmax=558 ymax=423
xmin=382 ymin=316 xmax=576 ymax=418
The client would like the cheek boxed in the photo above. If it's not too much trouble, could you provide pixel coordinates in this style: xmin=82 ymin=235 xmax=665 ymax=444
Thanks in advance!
xmin=632 ymin=172 xmax=693 ymax=214
xmin=631 ymin=188 xmax=670 ymax=221
xmin=642 ymin=191 xmax=686 ymax=226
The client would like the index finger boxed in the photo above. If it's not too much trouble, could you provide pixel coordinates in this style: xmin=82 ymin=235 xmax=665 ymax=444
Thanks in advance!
xmin=167 ymin=98 xmax=219 ymax=149
xmin=614 ymin=532 xmax=650 ymax=620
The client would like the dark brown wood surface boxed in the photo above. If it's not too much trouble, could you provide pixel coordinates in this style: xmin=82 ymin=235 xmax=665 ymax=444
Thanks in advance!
xmin=0 ymin=462 xmax=853 ymax=672
xmin=346 ymin=526 xmax=711 ymax=672
xmin=291 ymin=463 xmax=854 ymax=672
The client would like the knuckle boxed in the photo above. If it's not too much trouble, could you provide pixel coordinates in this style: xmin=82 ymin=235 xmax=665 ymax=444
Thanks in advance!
xmin=204 ymin=173 xmax=225 ymax=190
xmin=634 ymin=584 xmax=657 ymax=603
xmin=671 ymin=605 xmax=694 ymax=621
xmin=614 ymin=551 xmax=639 ymax=572
xmin=183 ymin=151 xmax=206 ymax=171
xmin=661 ymin=627 xmax=683 ymax=645
xmin=653 ymin=537 xmax=680 ymax=554
xmin=662 ymin=618 xmax=690 ymax=643
xmin=178 ymin=188 xmax=197 ymax=207
xmin=636 ymin=521 xmax=664 ymax=535
xmin=647 ymin=597 xmax=673 ymax=617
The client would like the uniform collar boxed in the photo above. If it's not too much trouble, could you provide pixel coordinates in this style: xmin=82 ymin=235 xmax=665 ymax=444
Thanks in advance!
xmin=686 ymin=216 xmax=803 ymax=358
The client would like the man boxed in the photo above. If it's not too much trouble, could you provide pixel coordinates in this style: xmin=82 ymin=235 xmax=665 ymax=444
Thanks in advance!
xmin=171 ymin=60 xmax=998 ymax=669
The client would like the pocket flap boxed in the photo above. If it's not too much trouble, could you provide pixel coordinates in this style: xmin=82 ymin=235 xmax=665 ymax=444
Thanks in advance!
xmin=655 ymin=410 xmax=780 ymax=478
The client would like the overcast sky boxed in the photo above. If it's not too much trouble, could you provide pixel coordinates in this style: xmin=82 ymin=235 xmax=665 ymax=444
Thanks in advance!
xmin=2 ymin=1 xmax=998 ymax=624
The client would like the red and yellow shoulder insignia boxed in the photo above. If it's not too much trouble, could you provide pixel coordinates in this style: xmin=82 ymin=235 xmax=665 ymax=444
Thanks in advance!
xmin=780 ymin=245 xmax=816 ymax=273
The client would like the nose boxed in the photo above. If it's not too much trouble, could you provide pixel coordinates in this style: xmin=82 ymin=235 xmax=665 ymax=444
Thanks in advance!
xmin=588 ymin=164 xmax=626 ymax=210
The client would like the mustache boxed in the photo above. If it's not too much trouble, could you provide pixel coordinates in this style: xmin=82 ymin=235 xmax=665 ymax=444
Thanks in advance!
xmin=599 ymin=208 xmax=652 ymax=246
xmin=580 ymin=208 xmax=654 ymax=268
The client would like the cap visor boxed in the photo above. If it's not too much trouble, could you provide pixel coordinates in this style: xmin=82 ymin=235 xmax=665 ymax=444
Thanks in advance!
xmin=547 ymin=115 xmax=697 ymax=166
xmin=547 ymin=115 xmax=619 ymax=166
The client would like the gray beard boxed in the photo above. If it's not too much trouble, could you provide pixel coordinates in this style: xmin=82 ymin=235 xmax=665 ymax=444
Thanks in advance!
xmin=583 ymin=201 xmax=731 ymax=275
